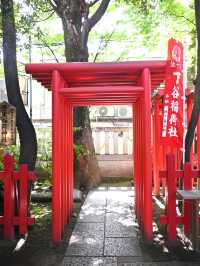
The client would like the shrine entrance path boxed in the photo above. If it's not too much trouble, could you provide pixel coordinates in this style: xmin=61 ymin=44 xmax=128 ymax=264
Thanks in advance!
xmin=62 ymin=187 xmax=200 ymax=266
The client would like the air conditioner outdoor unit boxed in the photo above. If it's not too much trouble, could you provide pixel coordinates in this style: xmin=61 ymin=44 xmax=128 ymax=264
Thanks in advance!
xmin=115 ymin=107 xmax=129 ymax=117
xmin=118 ymin=107 xmax=128 ymax=117
xmin=98 ymin=106 xmax=114 ymax=117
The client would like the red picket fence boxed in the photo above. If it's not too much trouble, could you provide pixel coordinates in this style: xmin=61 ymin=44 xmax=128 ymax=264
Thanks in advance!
xmin=159 ymin=153 xmax=200 ymax=243
xmin=0 ymin=154 xmax=36 ymax=240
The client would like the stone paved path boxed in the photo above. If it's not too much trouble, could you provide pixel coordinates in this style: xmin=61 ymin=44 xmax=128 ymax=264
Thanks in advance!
xmin=62 ymin=187 xmax=200 ymax=266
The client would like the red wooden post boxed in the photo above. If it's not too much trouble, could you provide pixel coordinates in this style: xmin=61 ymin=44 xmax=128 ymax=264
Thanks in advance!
xmin=63 ymin=103 xmax=70 ymax=227
xmin=197 ymin=118 xmax=200 ymax=189
xmin=133 ymin=102 xmax=139 ymax=220
xmin=141 ymin=68 xmax=153 ymax=241
xmin=70 ymin=105 xmax=74 ymax=215
xmin=63 ymin=99 xmax=68 ymax=225
xmin=136 ymin=69 xmax=144 ymax=227
xmin=137 ymin=100 xmax=143 ymax=225
xmin=18 ymin=164 xmax=29 ymax=235
xmin=166 ymin=154 xmax=177 ymax=242
xmin=3 ymin=154 xmax=14 ymax=239
xmin=69 ymin=104 xmax=74 ymax=215
xmin=60 ymin=95 xmax=65 ymax=234
xmin=152 ymin=97 xmax=161 ymax=196
xmin=65 ymin=103 xmax=73 ymax=217
xmin=183 ymin=162 xmax=193 ymax=235
xmin=140 ymin=99 xmax=144 ymax=227
xmin=52 ymin=70 xmax=62 ymax=243
xmin=66 ymin=103 xmax=71 ymax=221
xmin=197 ymin=118 xmax=200 ymax=167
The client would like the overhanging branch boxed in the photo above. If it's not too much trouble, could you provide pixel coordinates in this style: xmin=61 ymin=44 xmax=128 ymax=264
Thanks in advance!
xmin=87 ymin=0 xmax=110 ymax=31
xmin=164 ymin=10 xmax=195 ymax=26
xmin=89 ymin=0 xmax=100 ymax=7
xmin=32 ymin=10 xmax=55 ymax=23
xmin=48 ymin=0 xmax=59 ymax=10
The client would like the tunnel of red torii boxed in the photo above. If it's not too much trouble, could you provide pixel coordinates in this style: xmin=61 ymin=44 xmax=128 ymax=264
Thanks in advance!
xmin=25 ymin=56 xmax=197 ymax=244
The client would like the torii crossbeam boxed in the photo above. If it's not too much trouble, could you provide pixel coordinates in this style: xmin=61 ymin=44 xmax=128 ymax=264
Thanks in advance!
xmin=26 ymin=60 xmax=167 ymax=243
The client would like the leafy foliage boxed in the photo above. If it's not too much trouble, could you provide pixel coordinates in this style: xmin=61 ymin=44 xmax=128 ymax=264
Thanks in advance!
xmin=31 ymin=202 xmax=51 ymax=226
xmin=119 ymin=0 xmax=160 ymax=15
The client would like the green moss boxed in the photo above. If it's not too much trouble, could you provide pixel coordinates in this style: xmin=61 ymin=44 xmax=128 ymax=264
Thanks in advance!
xmin=100 ymin=177 xmax=133 ymax=187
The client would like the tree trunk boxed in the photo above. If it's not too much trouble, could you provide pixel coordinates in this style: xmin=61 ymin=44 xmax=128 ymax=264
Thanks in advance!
xmin=1 ymin=0 xmax=37 ymax=171
xmin=60 ymin=8 xmax=100 ymax=189
xmin=185 ymin=0 xmax=200 ymax=162
xmin=51 ymin=0 xmax=110 ymax=189
xmin=61 ymin=16 xmax=89 ymax=62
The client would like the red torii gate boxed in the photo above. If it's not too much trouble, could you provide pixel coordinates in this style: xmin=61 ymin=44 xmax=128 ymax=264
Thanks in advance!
xmin=26 ymin=61 xmax=167 ymax=243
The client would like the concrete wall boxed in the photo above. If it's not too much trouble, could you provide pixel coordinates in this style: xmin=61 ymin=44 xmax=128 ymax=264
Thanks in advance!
xmin=97 ymin=155 xmax=133 ymax=178
xmin=93 ymin=128 xmax=133 ymax=155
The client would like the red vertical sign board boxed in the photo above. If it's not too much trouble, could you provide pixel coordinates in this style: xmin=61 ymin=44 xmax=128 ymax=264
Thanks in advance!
xmin=161 ymin=39 xmax=184 ymax=147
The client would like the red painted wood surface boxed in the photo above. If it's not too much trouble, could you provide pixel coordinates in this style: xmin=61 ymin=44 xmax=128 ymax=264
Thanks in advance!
xmin=0 ymin=155 xmax=35 ymax=240
xmin=151 ymin=90 xmax=194 ymax=198
xmin=25 ymin=61 xmax=167 ymax=90
xmin=183 ymin=163 xmax=193 ymax=235
xmin=3 ymin=155 xmax=14 ymax=239
xmin=27 ymin=60 xmax=200 ymax=244
xmin=19 ymin=164 xmax=29 ymax=235
xmin=52 ymin=70 xmax=62 ymax=243
xmin=26 ymin=60 xmax=170 ymax=243
xmin=159 ymin=154 xmax=200 ymax=242
xmin=197 ymin=118 xmax=200 ymax=168
xmin=159 ymin=154 xmax=180 ymax=242
xmin=141 ymin=68 xmax=153 ymax=241
xmin=166 ymin=154 xmax=177 ymax=241
xmin=152 ymin=97 xmax=162 ymax=196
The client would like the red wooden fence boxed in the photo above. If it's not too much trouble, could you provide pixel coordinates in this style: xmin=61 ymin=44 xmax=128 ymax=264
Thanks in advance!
xmin=159 ymin=153 xmax=200 ymax=242
xmin=0 ymin=154 xmax=36 ymax=239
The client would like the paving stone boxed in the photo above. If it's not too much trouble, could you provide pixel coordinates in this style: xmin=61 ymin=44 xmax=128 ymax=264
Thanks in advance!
xmin=62 ymin=187 xmax=200 ymax=265
xmin=107 ymin=187 xmax=133 ymax=191
xmin=118 ymin=263 xmax=169 ymax=266
xmin=96 ymin=186 xmax=108 ymax=191
xmin=105 ymin=213 xmax=137 ymax=237
xmin=177 ymin=263 xmax=200 ymax=266
xmin=106 ymin=203 xmax=132 ymax=215
xmin=117 ymin=261 xmax=175 ymax=266
xmin=106 ymin=211 xmax=136 ymax=221
xmin=104 ymin=238 xmax=142 ymax=256
xmin=62 ymin=256 xmax=117 ymax=266
xmin=107 ymin=198 xmax=133 ymax=205
xmin=72 ymin=223 xmax=104 ymax=239
xmin=87 ymin=190 xmax=107 ymax=200
xmin=117 ymin=262 xmax=200 ymax=266
xmin=84 ymin=198 xmax=106 ymax=208
xmin=106 ymin=195 xmax=134 ymax=206
xmin=107 ymin=191 xmax=132 ymax=200
xmin=65 ymin=235 xmax=104 ymax=256
xmin=117 ymin=256 xmax=162 ymax=264
xmin=78 ymin=206 xmax=105 ymax=223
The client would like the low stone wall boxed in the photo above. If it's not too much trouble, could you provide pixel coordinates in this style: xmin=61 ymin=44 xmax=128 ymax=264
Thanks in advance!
xmin=96 ymin=154 xmax=133 ymax=178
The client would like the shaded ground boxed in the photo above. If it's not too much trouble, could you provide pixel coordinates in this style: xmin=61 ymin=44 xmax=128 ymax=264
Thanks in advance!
xmin=1 ymin=181 xmax=200 ymax=266
xmin=63 ymin=186 xmax=200 ymax=266
xmin=0 ymin=202 xmax=82 ymax=266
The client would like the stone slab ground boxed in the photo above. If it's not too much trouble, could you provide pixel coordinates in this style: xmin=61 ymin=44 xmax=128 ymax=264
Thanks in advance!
xmin=62 ymin=187 xmax=200 ymax=266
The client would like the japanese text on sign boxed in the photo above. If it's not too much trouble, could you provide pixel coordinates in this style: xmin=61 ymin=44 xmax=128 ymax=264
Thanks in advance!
xmin=161 ymin=39 xmax=184 ymax=147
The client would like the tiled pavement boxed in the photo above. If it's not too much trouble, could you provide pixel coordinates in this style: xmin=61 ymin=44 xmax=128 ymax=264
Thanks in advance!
xmin=62 ymin=187 xmax=200 ymax=266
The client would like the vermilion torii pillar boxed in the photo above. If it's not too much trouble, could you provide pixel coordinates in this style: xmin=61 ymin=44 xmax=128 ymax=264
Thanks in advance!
xmin=26 ymin=61 xmax=167 ymax=243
